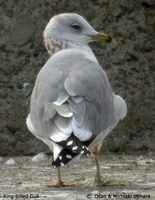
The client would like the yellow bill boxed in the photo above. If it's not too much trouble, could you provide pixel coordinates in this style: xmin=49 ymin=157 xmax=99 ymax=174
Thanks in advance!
xmin=91 ymin=32 xmax=117 ymax=44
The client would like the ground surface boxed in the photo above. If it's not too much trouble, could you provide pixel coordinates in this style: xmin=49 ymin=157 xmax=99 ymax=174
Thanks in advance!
xmin=0 ymin=153 xmax=155 ymax=200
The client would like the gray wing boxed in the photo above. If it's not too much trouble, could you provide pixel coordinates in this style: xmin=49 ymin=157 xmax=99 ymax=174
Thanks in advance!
xmin=29 ymin=51 xmax=116 ymax=143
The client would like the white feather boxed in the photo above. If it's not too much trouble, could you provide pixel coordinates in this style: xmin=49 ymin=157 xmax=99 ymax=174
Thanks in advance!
xmin=72 ymin=120 xmax=93 ymax=141
xmin=52 ymin=142 xmax=63 ymax=160
xmin=53 ymin=116 xmax=72 ymax=134
xmin=53 ymin=103 xmax=73 ymax=117
xmin=50 ymin=124 xmax=71 ymax=142
xmin=114 ymin=95 xmax=127 ymax=121
xmin=53 ymin=91 xmax=69 ymax=106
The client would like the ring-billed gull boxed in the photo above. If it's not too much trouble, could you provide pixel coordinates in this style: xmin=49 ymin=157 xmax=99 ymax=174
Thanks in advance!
xmin=26 ymin=13 xmax=127 ymax=186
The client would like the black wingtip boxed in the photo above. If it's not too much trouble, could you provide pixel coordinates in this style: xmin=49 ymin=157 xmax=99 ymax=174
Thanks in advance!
xmin=52 ymin=146 xmax=91 ymax=168
xmin=52 ymin=149 xmax=78 ymax=168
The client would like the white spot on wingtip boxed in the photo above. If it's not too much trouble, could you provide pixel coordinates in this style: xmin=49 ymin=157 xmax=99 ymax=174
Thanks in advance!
xmin=67 ymin=140 xmax=73 ymax=146
xmin=72 ymin=146 xmax=78 ymax=150
xmin=81 ymin=150 xmax=84 ymax=154
xmin=59 ymin=156 xmax=62 ymax=160
xmin=66 ymin=155 xmax=72 ymax=159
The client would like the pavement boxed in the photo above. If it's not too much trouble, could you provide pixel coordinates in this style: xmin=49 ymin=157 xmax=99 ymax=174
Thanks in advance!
xmin=0 ymin=153 xmax=155 ymax=200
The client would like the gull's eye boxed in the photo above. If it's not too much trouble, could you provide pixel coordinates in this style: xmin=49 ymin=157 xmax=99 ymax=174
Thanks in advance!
xmin=71 ymin=23 xmax=81 ymax=31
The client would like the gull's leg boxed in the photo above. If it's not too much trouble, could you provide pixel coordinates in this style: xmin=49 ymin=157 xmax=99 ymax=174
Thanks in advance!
xmin=95 ymin=157 xmax=102 ymax=183
xmin=42 ymin=166 xmax=65 ymax=187
xmin=94 ymin=146 xmax=102 ymax=184
xmin=55 ymin=167 xmax=65 ymax=187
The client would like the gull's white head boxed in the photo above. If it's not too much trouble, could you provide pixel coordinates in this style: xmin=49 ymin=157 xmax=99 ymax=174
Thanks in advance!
xmin=44 ymin=13 xmax=113 ymax=55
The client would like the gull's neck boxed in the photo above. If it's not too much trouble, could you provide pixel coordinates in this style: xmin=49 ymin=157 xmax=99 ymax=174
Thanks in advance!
xmin=44 ymin=38 xmax=70 ymax=55
xmin=45 ymin=38 xmax=91 ymax=55
xmin=44 ymin=38 xmax=98 ymax=63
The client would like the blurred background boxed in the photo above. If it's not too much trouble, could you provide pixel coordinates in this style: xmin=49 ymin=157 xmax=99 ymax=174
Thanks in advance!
xmin=0 ymin=0 xmax=154 ymax=156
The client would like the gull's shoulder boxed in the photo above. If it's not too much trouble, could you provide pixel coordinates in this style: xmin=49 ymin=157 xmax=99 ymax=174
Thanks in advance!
xmin=38 ymin=46 xmax=99 ymax=79
xmin=50 ymin=46 xmax=98 ymax=64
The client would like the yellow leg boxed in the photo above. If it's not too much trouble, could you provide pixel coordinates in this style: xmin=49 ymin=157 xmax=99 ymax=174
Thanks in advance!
xmin=56 ymin=167 xmax=65 ymax=187
xmin=42 ymin=166 xmax=65 ymax=187
xmin=94 ymin=147 xmax=103 ymax=185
